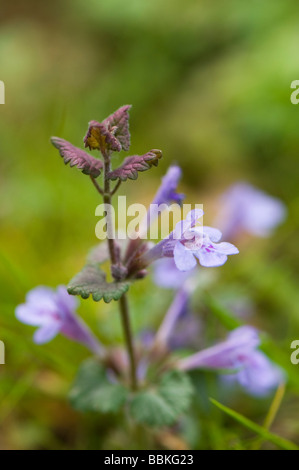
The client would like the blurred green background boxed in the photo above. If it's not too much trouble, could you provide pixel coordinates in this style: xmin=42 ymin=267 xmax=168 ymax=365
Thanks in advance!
xmin=1 ymin=0 xmax=299 ymax=450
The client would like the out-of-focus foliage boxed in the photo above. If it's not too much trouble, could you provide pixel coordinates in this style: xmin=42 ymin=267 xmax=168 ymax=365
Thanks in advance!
xmin=0 ymin=0 xmax=299 ymax=450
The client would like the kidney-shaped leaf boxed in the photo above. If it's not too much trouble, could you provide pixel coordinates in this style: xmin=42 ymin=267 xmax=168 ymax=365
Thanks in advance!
xmin=70 ymin=360 xmax=128 ymax=413
xmin=129 ymin=370 xmax=194 ymax=427
xmin=67 ymin=264 xmax=130 ymax=303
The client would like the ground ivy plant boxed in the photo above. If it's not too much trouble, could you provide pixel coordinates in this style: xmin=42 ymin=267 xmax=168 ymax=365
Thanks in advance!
xmin=16 ymin=105 xmax=285 ymax=433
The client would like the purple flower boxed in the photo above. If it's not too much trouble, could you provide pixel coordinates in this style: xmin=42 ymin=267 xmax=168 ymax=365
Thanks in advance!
xmin=138 ymin=165 xmax=185 ymax=238
xmin=177 ymin=326 xmax=284 ymax=396
xmin=16 ymin=286 xmax=104 ymax=357
xmin=153 ymin=258 xmax=194 ymax=289
xmin=154 ymin=287 xmax=190 ymax=348
xmin=151 ymin=165 xmax=185 ymax=207
xmin=215 ymin=182 xmax=286 ymax=239
xmin=153 ymin=283 xmax=201 ymax=350
xmin=143 ymin=210 xmax=239 ymax=272
xmin=168 ymin=313 xmax=201 ymax=351
xmin=223 ymin=350 xmax=284 ymax=397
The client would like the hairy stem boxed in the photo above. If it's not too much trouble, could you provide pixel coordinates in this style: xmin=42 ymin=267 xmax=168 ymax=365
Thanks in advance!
xmin=103 ymin=154 xmax=117 ymax=265
xmin=100 ymin=149 xmax=138 ymax=390
xmin=89 ymin=175 xmax=104 ymax=196
xmin=119 ymin=293 xmax=138 ymax=390
xmin=111 ymin=179 xmax=122 ymax=196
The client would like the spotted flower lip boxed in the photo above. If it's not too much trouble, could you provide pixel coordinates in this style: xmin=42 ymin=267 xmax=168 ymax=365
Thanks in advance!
xmin=15 ymin=286 xmax=104 ymax=357
xmin=215 ymin=182 xmax=287 ymax=239
xmin=139 ymin=209 xmax=239 ymax=272
xmin=173 ymin=225 xmax=239 ymax=271
xmin=176 ymin=326 xmax=285 ymax=396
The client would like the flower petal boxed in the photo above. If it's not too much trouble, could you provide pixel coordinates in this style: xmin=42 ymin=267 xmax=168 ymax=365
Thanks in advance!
xmin=177 ymin=326 xmax=260 ymax=371
xmin=174 ymin=242 xmax=197 ymax=271
xmin=55 ymin=285 xmax=79 ymax=313
xmin=153 ymin=258 xmax=193 ymax=288
xmin=224 ymin=350 xmax=285 ymax=396
xmin=15 ymin=304 xmax=51 ymax=326
xmin=214 ymin=242 xmax=239 ymax=255
xmin=173 ymin=209 xmax=204 ymax=239
xmin=203 ymin=226 xmax=222 ymax=242
xmin=33 ymin=323 xmax=61 ymax=344
xmin=26 ymin=286 xmax=57 ymax=307
xmin=197 ymin=250 xmax=228 ymax=267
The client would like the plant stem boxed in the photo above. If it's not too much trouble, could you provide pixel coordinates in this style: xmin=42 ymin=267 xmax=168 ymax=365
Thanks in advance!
xmin=119 ymin=293 xmax=138 ymax=390
xmin=89 ymin=175 xmax=104 ymax=195
xmin=111 ymin=179 xmax=122 ymax=196
xmin=103 ymin=154 xmax=117 ymax=265
xmin=99 ymin=149 xmax=138 ymax=390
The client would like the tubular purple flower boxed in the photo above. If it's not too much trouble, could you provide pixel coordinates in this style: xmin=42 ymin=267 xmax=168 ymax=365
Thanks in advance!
xmin=177 ymin=326 xmax=284 ymax=396
xmin=177 ymin=326 xmax=260 ymax=370
xmin=141 ymin=209 xmax=239 ymax=272
xmin=15 ymin=286 xmax=104 ymax=357
xmin=151 ymin=165 xmax=185 ymax=207
xmin=139 ymin=165 xmax=185 ymax=237
xmin=154 ymin=281 xmax=201 ymax=350
xmin=223 ymin=350 xmax=285 ymax=396
xmin=153 ymin=258 xmax=194 ymax=289
xmin=125 ymin=165 xmax=184 ymax=259
xmin=154 ymin=286 xmax=190 ymax=348
xmin=215 ymin=182 xmax=286 ymax=239
xmin=168 ymin=313 xmax=201 ymax=350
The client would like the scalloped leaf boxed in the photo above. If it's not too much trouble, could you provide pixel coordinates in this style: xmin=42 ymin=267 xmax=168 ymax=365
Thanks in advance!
xmin=67 ymin=264 xmax=130 ymax=303
xmin=103 ymin=105 xmax=131 ymax=152
xmin=83 ymin=121 xmax=121 ymax=152
xmin=129 ymin=370 xmax=194 ymax=427
xmin=69 ymin=360 xmax=128 ymax=413
xmin=51 ymin=137 xmax=103 ymax=178
xmin=107 ymin=150 xmax=162 ymax=182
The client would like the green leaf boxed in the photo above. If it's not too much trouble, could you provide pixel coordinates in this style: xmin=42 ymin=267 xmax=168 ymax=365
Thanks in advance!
xmin=69 ymin=360 xmax=128 ymax=413
xmin=130 ymin=370 xmax=194 ymax=427
xmin=159 ymin=370 xmax=194 ymax=415
xmin=67 ymin=264 xmax=130 ymax=303
xmin=130 ymin=391 xmax=177 ymax=427
xmin=210 ymin=398 xmax=299 ymax=450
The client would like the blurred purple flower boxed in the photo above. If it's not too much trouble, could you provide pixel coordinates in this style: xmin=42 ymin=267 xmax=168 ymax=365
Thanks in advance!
xmin=223 ymin=350 xmax=284 ymax=397
xmin=153 ymin=283 xmax=201 ymax=350
xmin=139 ymin=165 xmax=185 ymax=238
xmin=153 ymin=258 xmax=194 ymax=289
xmin=154 ymin=287 xmax=190 ymax=348
xmin=168 ymin=313 xmax=201 ymax=350
xmin=151 ymin=165 xmax=185 ymax=207
xmin=16 ymin=286 xmax=104 ymax=356
xmin=215 ymin=182 xmax=286 ymax=239
xmin=143 ymin=210 xmax=239 ymax=271
xmin=177 ymin=326 xmax=284 ymax=396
